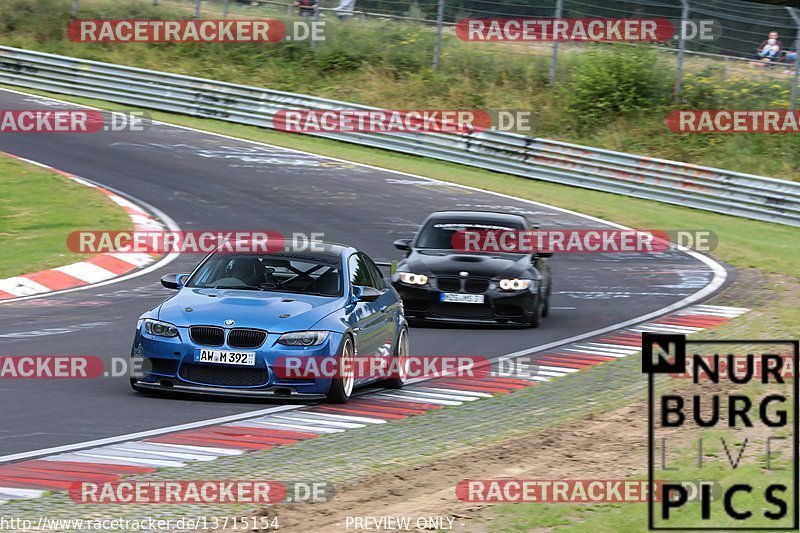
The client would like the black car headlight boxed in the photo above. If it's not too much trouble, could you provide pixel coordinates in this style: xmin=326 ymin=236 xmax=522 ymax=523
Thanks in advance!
xmin=143 ymin=319 xmax=179 ymax=338
xmin=498 ymin=278 xmax=532 ymax=291
xmin=397 ymin=272 xmax=429 ymax=286
xmin=277 ymin=331 xmax=329 ymax=346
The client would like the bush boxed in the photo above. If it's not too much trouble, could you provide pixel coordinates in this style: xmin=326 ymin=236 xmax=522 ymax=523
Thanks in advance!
xmin=564 ymin=45 xmax=673 ymax=130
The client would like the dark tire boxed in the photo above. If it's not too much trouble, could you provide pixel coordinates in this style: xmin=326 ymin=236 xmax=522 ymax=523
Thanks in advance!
xmin=380 ymin=328 xmax=409 ymax=389
xmin=529 ymin=294 xmax=542 ymax=328
xmin=326 ymin=335 xmax=355 ymax=404
xmin=541 ymin=293 xmax=550 ymax=318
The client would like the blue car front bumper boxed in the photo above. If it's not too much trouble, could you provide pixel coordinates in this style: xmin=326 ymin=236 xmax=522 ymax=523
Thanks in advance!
xmin=130 ymin=325 xmax=344 ymax=399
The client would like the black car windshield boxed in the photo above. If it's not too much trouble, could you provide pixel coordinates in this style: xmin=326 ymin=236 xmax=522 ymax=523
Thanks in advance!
xmin=186 ymin=253 xmax=342 ymax=297
xmin=414 ymin=220 xmax=524 ymax=250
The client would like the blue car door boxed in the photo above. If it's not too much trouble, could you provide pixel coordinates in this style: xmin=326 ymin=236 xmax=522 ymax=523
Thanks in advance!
xmin=348 ymin=253 xmax=386 ymax=383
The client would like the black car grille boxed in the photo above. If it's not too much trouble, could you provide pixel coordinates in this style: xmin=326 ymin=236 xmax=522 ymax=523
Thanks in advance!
xmin=464 ymin=278 xmax=490 ymax=293
xmin=437 ymin=277 xmax=461 ymax=292
xmin=142 ymin=358 xmax=179 ymax=375
xmin=179 ymin=364 xmax=268 ymax=387
xmin=436 ymin=277 xmax=490 ymax=293
xmin=190 ymin=326 xmax=225 ymax=346
xmin=228 ymin=328 xmax=267 ymax=348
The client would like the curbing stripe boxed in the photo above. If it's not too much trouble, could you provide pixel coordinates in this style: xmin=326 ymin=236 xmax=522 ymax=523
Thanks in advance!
xmin=0 ymin=151 xmax=163 ymax=302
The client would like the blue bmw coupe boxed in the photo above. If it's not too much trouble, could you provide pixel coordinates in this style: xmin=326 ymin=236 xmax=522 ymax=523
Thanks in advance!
xmin=130 ymin=244 xmax=408 ymax=403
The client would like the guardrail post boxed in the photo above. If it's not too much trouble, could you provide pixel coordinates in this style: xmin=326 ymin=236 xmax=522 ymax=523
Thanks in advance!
xmin=194 ymin=0 xmax=202 ymax=20
xmin=787 ymin=7 xmax=800 ymax=111
xmin=433 ymin=0 xmax=446 ymax=70
xmin=548 ymin=0 xmax=563 ymax=87
xmin=71 ymin=0 xmax=79 ymax=17
xmin=674 ymin=0 xmax=689 ymax=100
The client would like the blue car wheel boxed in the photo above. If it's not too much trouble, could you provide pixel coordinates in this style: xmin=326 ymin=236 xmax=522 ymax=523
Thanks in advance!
xmin=325 ymin=334 xmax=355 ymax=403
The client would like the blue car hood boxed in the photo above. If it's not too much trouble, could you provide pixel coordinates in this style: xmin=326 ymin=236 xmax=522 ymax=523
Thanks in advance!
xmin=157 ymin=289 xmax=343 ymax=332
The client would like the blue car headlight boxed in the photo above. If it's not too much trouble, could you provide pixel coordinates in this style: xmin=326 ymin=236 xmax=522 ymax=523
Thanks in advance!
xmin=277 ymin=331 xmax=329 ymax=346
xmin=143 ymin=319 xmax=179 ymax=338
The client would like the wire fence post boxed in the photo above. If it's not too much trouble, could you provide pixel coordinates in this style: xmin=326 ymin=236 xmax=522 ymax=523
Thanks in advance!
xmin=310 ymin=5 xmax=320 ymax=50
xmin=433 ymin=0 xmax=445 ymax=70
xmin=674 ymin=0 xmax=689 ymax=100
xmin=194 ymin=0 xmax=202 ymax=20
xmin=223 ymin=0 xmax=229 ymax=19
xmin=548 ymin=0 xmax=563 ymax=87
xmin=787 ymin=7 xmax=800 ymax=111
xmin=71 ymin=0 xmax=79 ymax=17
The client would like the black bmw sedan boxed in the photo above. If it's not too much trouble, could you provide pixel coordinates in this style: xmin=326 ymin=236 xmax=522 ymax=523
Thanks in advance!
xmin=391 ymin=211 xmax=552 ymax=327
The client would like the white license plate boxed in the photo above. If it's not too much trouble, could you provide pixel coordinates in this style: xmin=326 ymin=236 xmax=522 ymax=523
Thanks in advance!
xmin=440 ymin=293 xmax=485 ymax=304
xmin=194 ymin=349 xmax=256 ymax=366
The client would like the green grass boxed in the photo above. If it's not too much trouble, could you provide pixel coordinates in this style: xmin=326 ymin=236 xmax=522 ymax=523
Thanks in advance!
xmin=0 ymin=152 xmax=131 ymax=278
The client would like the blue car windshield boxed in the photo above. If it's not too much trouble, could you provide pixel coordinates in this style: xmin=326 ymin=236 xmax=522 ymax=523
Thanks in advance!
xmin=186 ymin=253 xmax=342 ymax=297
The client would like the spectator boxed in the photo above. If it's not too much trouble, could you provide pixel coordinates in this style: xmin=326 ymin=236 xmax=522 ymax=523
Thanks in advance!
xmin=293 ymin=0 xmax=317 ymax=17
xmin=334 ymin=0 xmax=357 ymax=22
xmin=757 ymin=31 xmax=783 ymax=60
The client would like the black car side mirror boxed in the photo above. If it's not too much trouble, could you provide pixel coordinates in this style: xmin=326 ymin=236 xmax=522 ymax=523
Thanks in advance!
xmin=353 ymin=285 xmax=382 ymax=302
xmin=161 ymin=273 xmax=188 ymax=290
xmin=393 ymin=239 xmax=412 ymax=251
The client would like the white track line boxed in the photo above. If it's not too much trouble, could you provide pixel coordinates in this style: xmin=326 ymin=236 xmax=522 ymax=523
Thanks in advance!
xmin=0 ymin=404 xmax=302 ymax=464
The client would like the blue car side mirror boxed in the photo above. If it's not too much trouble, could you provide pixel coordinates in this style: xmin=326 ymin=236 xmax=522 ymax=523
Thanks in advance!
xmin=352 ymin=285 xmax=381 ymax=302
xmin=161 ymin=273 xmax=188 ymax=290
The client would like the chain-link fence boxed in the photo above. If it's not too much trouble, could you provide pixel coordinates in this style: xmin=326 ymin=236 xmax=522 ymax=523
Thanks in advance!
xmin=65 ymin=0 xmax=800 ymax=108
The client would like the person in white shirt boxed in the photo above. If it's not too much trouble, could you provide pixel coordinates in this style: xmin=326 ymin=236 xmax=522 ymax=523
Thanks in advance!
xmin=334 ymin=0 xmax=356 ymax=21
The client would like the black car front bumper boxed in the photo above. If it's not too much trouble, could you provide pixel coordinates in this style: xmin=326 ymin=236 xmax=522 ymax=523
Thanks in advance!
xmin=394 ymin=283 xmax=536 ymax=323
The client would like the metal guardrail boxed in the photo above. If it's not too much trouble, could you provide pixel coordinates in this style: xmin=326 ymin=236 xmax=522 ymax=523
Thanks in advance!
xmin=1 ymin=45 xmax=798 ymax=226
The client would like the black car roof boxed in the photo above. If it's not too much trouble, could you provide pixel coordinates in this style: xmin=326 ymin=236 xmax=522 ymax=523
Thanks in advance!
xmin=424 ymin=210 xmax=528 ymax=225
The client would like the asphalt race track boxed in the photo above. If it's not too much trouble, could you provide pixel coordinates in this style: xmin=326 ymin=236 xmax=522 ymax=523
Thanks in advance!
xmin=0 ymin=88 xmax=728 ymax=457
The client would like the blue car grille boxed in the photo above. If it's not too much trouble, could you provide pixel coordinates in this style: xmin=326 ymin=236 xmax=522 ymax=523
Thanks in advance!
xmin=190 ymin=326 xmax=224 ymax=346
xmin=179 ymin=363 xmax=269 ymax=387
xmin=189 ymin=326 xmax=266 ymax=348
xmin=228 ymin=328 xmax=267 ymax=348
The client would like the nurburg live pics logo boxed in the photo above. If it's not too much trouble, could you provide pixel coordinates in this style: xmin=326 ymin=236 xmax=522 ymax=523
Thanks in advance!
xmin=643 ymin=333 xmax=799 ymax=530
